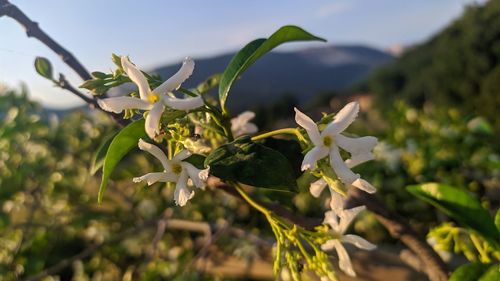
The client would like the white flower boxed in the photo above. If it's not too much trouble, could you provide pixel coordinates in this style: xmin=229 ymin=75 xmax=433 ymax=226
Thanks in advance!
xmin=132 ymin=139 xmax=207 ymax=206
xmin=231 ymin=111 xmax=258 ymax=137
xmin=309 ymin=178 xmax=344 ymax=214
xmin=321 ymin=206 xmax=376 ymax=277
xmin=294 ymin=102 xmax=377 ymax=194
xmin=98 ymin=56 xmax=203 ymax=139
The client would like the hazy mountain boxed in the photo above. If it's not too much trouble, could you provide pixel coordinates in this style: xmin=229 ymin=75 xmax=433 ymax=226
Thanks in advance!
xmin=152 ymin=45 xmax=393 ymax=110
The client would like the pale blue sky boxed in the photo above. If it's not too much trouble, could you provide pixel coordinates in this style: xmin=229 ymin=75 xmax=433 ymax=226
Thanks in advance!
xmin=0 ymin=0 xmax=486 ymax=108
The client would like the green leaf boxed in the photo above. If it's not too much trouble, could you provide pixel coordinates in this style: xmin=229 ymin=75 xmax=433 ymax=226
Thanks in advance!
xmin=450 ymin=263 xmax=500 ymax=281
xmin=218 ymin=25 xmax=325 ymax=112
xmin=408 ymin=183 xmax=500 ymax=247
xmin=34 ymin=57 xmax=53 ymax=80
xmin=260 ymin=137 xmax=303 ymax=178
xmin=98 ymin=119 xmax=146 ymax=203
xmin=450 ymin=263 xmax=492 ymax=281
xmin=495 ymin=209 xmax=500 ymax=234
xmin=90 ymin=132 xmax=117 ymax=175
xmin=195 ymin=73 xmax=222 ymax=94
xmin=205 ymin=136 xmax=297 ymax=190
xmin=479 ymin=264 xmax=500 ymax=281
xmin=184 ymin=154 xmax=206 ymax=170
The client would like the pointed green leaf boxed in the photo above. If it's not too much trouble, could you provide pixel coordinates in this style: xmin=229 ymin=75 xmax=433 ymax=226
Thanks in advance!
xmin=34 ymin=57 xmax=54 ymax=80
xmin=450 ymin=263 xmax=499 ymax=281
xmin=98 ymin=119 xmax=146 ymax=203
xmin=90 ymin=132 xmax=117 ymax=175
xmin=205 ymin=136 xmax=297 ymax=190
xmin=408 ymin=183 xmax=500 ymax=248
xmin=218 ymin=25 xmax=325 ymax=112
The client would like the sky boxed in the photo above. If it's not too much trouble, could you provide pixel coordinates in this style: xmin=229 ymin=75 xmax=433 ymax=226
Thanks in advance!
xmin=0 ymin=0 xmax=487 ymax=109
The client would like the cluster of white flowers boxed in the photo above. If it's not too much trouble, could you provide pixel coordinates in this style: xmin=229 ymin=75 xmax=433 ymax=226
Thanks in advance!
xmin=99 ymin=56 xmax=259 ymax=207
xmin=99 ymin=55 xmax=376 ymax=276
xmin=295 ymin=102 xmax=377 ymax=277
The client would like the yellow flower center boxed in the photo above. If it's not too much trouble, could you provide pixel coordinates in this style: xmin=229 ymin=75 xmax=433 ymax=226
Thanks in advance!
xmin=323 ymin=136 xmax=334 ymax=147
xmin=148 ymin=93 xmax=160 ymax=104
xmin=172 ymin=163 xmax=182 ymax=175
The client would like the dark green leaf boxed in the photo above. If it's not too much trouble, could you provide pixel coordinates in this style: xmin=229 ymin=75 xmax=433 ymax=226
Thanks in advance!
xmin=218 ymin=25 xmax=325 ymax=112
xmin=98 ymin=119 xmax=146 ymax=203
xmin=450 ymin=263 xmax=493 ymax=281
xmin=479 ymin=264 xmax=500 ymax=281
xmin=91 ymin=71 xmax=108 ymax=79
xmin=184 ymin=154 xmax=206 ymax=170
xmin=260 ymin=137 xmax=303 ymax=178
xmin=90 ymin=132 xmax=117 ymax=175
xmin=408 ymin=183 xmax=500 ymax=247
xmin=205 ymin=136 xmax=297 ymax=190
xmin=34 ymin=57 xmax=53 ymax=80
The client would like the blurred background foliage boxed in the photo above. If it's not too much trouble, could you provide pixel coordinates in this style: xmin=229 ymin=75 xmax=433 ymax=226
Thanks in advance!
xmin=1 ymin=0 xmax=499 ymax=280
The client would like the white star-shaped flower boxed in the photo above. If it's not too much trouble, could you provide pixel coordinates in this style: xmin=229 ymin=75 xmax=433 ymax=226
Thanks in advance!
xmin=98 ymin=56 xmax=203 ymax=139
xmin=295 ymin=102 xmax=377 ymax=193
xmin=231 ymin=111 xmax=258 ymax=137
xmin=321 ymin=206 xmax=376 ymax=277
xmin=309 ymin=178 xmax=344 ymax=214
xmin=132 ymin=139 xmax=207 ymax=206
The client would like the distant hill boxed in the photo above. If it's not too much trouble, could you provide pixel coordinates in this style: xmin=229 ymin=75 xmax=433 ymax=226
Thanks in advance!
xmin=152 ymin=45 xmax=393 ymax=110
xmin=360 ymin=0 xmax=500 ymax=134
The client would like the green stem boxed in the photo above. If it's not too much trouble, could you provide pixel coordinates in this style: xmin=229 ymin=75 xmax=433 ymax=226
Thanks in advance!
xmin=470 ymin=234 xmax=491 ymax=263
xmin=233 ymin=184 xmax=271 ymax=216
xmin=251 ymin=128 xmax=305 ymax=142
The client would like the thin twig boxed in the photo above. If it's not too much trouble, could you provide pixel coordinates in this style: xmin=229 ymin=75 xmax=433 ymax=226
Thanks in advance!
xmin=0 ymin=0 xmax=91 ymax=82
xmin=346 ymin=188 xmax=449 ymax=281
xmin=213 ymin=180 xmax=449 ymax=281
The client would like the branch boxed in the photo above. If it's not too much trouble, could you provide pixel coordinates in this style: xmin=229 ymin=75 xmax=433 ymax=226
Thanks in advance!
xmin=0 ymin=0 xmax=126 ymax=124
xmin=0 ymin=0 xmax=91 ymax=81
xmin=346 ymin=188 xmax=449 ymax=281
xmin=212 ymin=180 xmax=449 ymax=281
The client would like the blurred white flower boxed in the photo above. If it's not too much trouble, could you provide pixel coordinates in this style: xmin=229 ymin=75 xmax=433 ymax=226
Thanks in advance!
xmin=295 ymin=102 xmax=377 ymax=193
xmin=132 ymin=139 xmax=207 ymax=206
xmin=231 ymin=111 xmax=258 ymax=137
xmin=309 ymin=178 xmax=344 ymax=214
xmin=321 ymin=206 xmax=376 ymax=277
xmin=98 ymin=56 xmax=203 ymax=138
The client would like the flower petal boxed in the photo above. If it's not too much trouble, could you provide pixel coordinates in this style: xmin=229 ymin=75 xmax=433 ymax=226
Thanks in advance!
xmin=338 ymin=206 xmax=365 ymax=234
xmin=97 ymin=97 xmax=151 ymax=113
xmin=182 ymin=162 xmax=204 ymax=188
xmin=121 ymin=56 xmax=151 ymax=100
xmin=328 ymin=187 xmax=345 ymax=214
xmin=174 ymin=170 xmax=195 ymax=206
xmin=333 ymin=240 xmax=356 ymax=277
xmin=153 ymin=57 xmax=195 ymax=94
xmin=133 ymin=172 xmax=177 ymax=186
xmin=294 ymin=107 xmax=321 ymax=146
xmin=323 ymin=102 xmax=359 ymax=136
xmin=342 ymin=234 xmax=377 ymax=250
xmin=138 ymin=139 xmax=170 ymax=170
xmin=337 ymin=134 xmax=377 ymax=156
xmin=301 ymin=146 xmax=329 ymax=171
xmin=309 ymin=178 xmax=327 ymax=198
xmin=173 ymin=149 xmax=191 ymax=161
xmin=199 ymin=166 xmax=210 ymax=181
xmin=163 ymin=96 xmax=204 ymax=111
xmin=323 ymin=210 xmax=340 ymax=231
xmin=345 ymin=153 xmax=375 ymax=168
xmin=145 ymin=102 xmax=165 ymax=139
xmin=329 ymin=145 xmax=359 ymax=185
xmin=234 ymin=111 xmax=255 ymax=124
xmin=320 ymin=239 xmax=336 ymax=251
xmin=351 ymin=178 xmax=377 ymax=193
